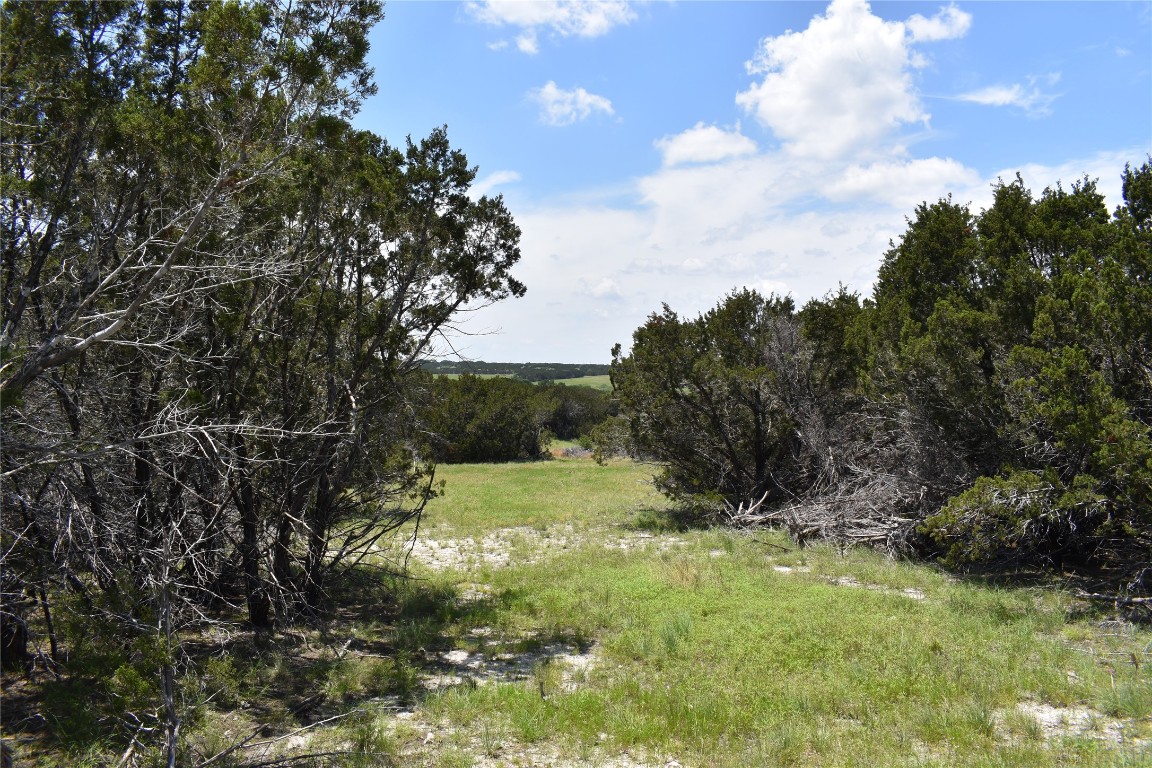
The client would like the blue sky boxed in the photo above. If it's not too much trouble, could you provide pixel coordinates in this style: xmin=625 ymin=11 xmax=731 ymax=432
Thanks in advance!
xmin=355 ymin=0 xmax=1152 ymax=364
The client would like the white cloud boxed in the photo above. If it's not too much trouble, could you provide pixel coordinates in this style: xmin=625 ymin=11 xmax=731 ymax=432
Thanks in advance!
xmin=736 ymin=0 xmax=970 ymax=161
xmin=458 ymin=149 xmax=1142 ymax=363
xmin=906 ymin=4 xmax=971 ymax=42
xmin=956 ymin=74 xmax=1061 ymax=117
xmin=470 ymin=170 xmax=521 ymax=199
xmin=467 ymin=0 xmax=636 ymax=53
xmin=530 ymin=81 xmax=614 ymax=126
xmin=655 ymin=123 xmax=758 ymax=167
xmin=976 ymin=149 xmax=1141 ymax=216
xmin=439 ymin=1 xmax=1140 ymax=364
xmin=824 ymin=157 xmax=980 ymax=209
xmin=589 ymin=277 xmax=623 ymax=299
xmin=516 ymin=32 xmax=539 ymax=54
xmin=959 ymin=84 xmax=1029 ymax=107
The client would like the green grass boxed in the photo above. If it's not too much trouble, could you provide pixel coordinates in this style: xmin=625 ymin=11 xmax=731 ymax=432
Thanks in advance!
xmin=431 ymin=373 xmax=611 ymax=391
xmin=421 ymin=457 xmax=662 ymax=533
xmin=550 ymin=374 xmax=613 ymax=391
xmin=391 ymin=459 xmax=1152 ymax=767
xmin=124 ymin=457 xmax=1149 ymax=768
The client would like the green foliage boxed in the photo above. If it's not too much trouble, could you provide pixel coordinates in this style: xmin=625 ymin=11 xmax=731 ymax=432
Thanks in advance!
xmin=421 ymin=375 xmax=614 ymax=462
xmin=909 ymin=164 xmax=1152 ymax=571
xmin=423 ymin=374 xmax=551 ymax=462
xmin=613 ymin=160 xmax=1152 ymax=576
xmin=610 ymin=290 xmax=815 ymax=509
xmin=0 ymin=1 xmax=527 ymax=762
xmin=873 ymin=195 xmax=979 ymax=336
xmin=538 ymin=381 xmax=616 ymax=439
xmin=798 ymin=286 xmax=872 ymax=395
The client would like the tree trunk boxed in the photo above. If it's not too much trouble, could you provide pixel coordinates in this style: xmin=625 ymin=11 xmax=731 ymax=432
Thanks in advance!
xmin=234 ymin=441 xmax=272 ymax=628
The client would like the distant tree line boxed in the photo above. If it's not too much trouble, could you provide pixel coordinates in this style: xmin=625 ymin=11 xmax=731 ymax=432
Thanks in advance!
xmin=420 ymin=359 xmax=610 ymax=382
xmin=606 ymin=163 xmax=1151 ymax=588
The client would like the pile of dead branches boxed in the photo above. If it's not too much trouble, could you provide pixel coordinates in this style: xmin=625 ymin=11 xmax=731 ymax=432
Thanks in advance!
xmin=725 ymin=471 xmax=929 ymax=555
xmin=722 ymin=394 xmax=976 ymax=556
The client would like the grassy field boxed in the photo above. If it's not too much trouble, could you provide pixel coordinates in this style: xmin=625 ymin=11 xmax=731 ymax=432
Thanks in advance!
xmin=435 ymin=373 xmax=613 ymax=391
xmin=22 ymin=458 xmax=1150 ymax=767
xmin=364 ymin=459 xmax=1150 ymax=767
xmin=550 ymin=374 xmax=613 ymax=391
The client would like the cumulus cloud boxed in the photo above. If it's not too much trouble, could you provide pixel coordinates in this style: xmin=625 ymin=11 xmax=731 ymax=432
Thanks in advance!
xmin=956 ymin=73 xmax=1061 ymax=117
xmin=906 ymin=4 xmax=971 ymax=42
xmin=735 ymin=0 xmax=970 ymax=161
xmin=441 ymin=1 xmax=1137 ymax=364
xmin=467 ymin=0 xmax=636 ymax=53
xmin=823 ymin=157 xmax=980 ymax=209
xmin=465 ymin=149 xmax=1139 ymax=363
xmin=530 ymin=81 xmax=614 ymax=126
xmin=655 ymin=123 xmax=758 ymax=167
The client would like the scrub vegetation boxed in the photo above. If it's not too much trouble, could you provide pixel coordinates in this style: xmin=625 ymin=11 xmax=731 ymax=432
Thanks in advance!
xmin=12 ymin=459 xmax=1149 ymax=767
xmin=2 ymin=2 xmax=1149 ymax=766
xmin=607 ymin=165 xmax=1152 ymax=587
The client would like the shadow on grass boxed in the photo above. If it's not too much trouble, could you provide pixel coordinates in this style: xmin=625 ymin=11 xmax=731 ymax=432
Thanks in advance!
xmin=186 ymin=566 xmax=596 ymax=729
xmin=0 ymin=562 xmax=577 ymax=764
xmin=948 ymin=562 xmax=1152 ymax=625
xmin=623 ymin=504 xmax=716 ymax=534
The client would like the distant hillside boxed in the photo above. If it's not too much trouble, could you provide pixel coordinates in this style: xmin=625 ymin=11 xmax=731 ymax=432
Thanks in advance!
xmin=420 ymin=360 xmax=610 ymax=382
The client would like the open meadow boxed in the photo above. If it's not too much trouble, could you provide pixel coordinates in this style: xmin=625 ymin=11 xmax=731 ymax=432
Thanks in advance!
xmin=549 ymin=375 xmax=613 ymax=392
xmin=7 ymin=4 xmax=1150 ymax=766
xmin=191 ymin=458 xmax=1149 ymax=767
xmin=10 ymin=457 xmax=1150 ymax=768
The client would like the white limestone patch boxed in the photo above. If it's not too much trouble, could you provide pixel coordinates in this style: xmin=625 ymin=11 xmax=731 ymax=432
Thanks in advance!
xmin=405 ymin=525 xmax=686 ymax=573
xmin=406 ymin=526 xmax=576 ymax=571
xmin=771 ymin=564 xmax=811 ymax=574
xmin=768 ymin=562 xmax=927 ymax=601
xmin=424 ymin=640 xmax=601 ymax=693
xmin=1003 ymin=701 xmax=1148 ymax=746
xmin=604 ymin=530 xmax=687 ymax=553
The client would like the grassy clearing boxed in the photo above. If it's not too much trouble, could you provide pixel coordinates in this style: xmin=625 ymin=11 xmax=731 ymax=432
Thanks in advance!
xmin=363 ymin=458 xmax=1151 ymax=766
xmin=419 ymin=457 xmax=663 ymax=534
xmin=21 ymin=458 xmax=1147 ymax=767
xmin=550 ymin=374 xmax=613 ymax=391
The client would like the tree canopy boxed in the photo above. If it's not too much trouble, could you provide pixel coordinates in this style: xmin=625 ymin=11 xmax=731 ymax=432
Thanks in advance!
xmin=0 ymin=3 xmax=525 ymax=761
xmin=609 ymin=162 xmax=1152 ymax=580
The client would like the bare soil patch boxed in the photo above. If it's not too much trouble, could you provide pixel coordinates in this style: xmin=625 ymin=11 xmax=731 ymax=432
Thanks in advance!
xmin=406 ymin=525 xmax=685 ymax=572
xmin=997 ymin=701 xmax=1150 ymax=747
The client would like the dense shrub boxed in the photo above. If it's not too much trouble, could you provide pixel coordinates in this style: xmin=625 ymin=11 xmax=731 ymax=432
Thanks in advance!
xmin=610 ymin=161 xmax=1152 ymax=578
xmin=420 ymin=375 xmax=615 ymax=462
xmin=422 ymin=375 xmax=550 ymax=462
xmin=608 ymin=290 xmax=854 ymax=510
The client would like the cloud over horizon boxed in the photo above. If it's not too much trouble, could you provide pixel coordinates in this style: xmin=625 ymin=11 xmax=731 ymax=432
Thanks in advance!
xmin=408 ymin=0 xmax=1149 ymax=363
